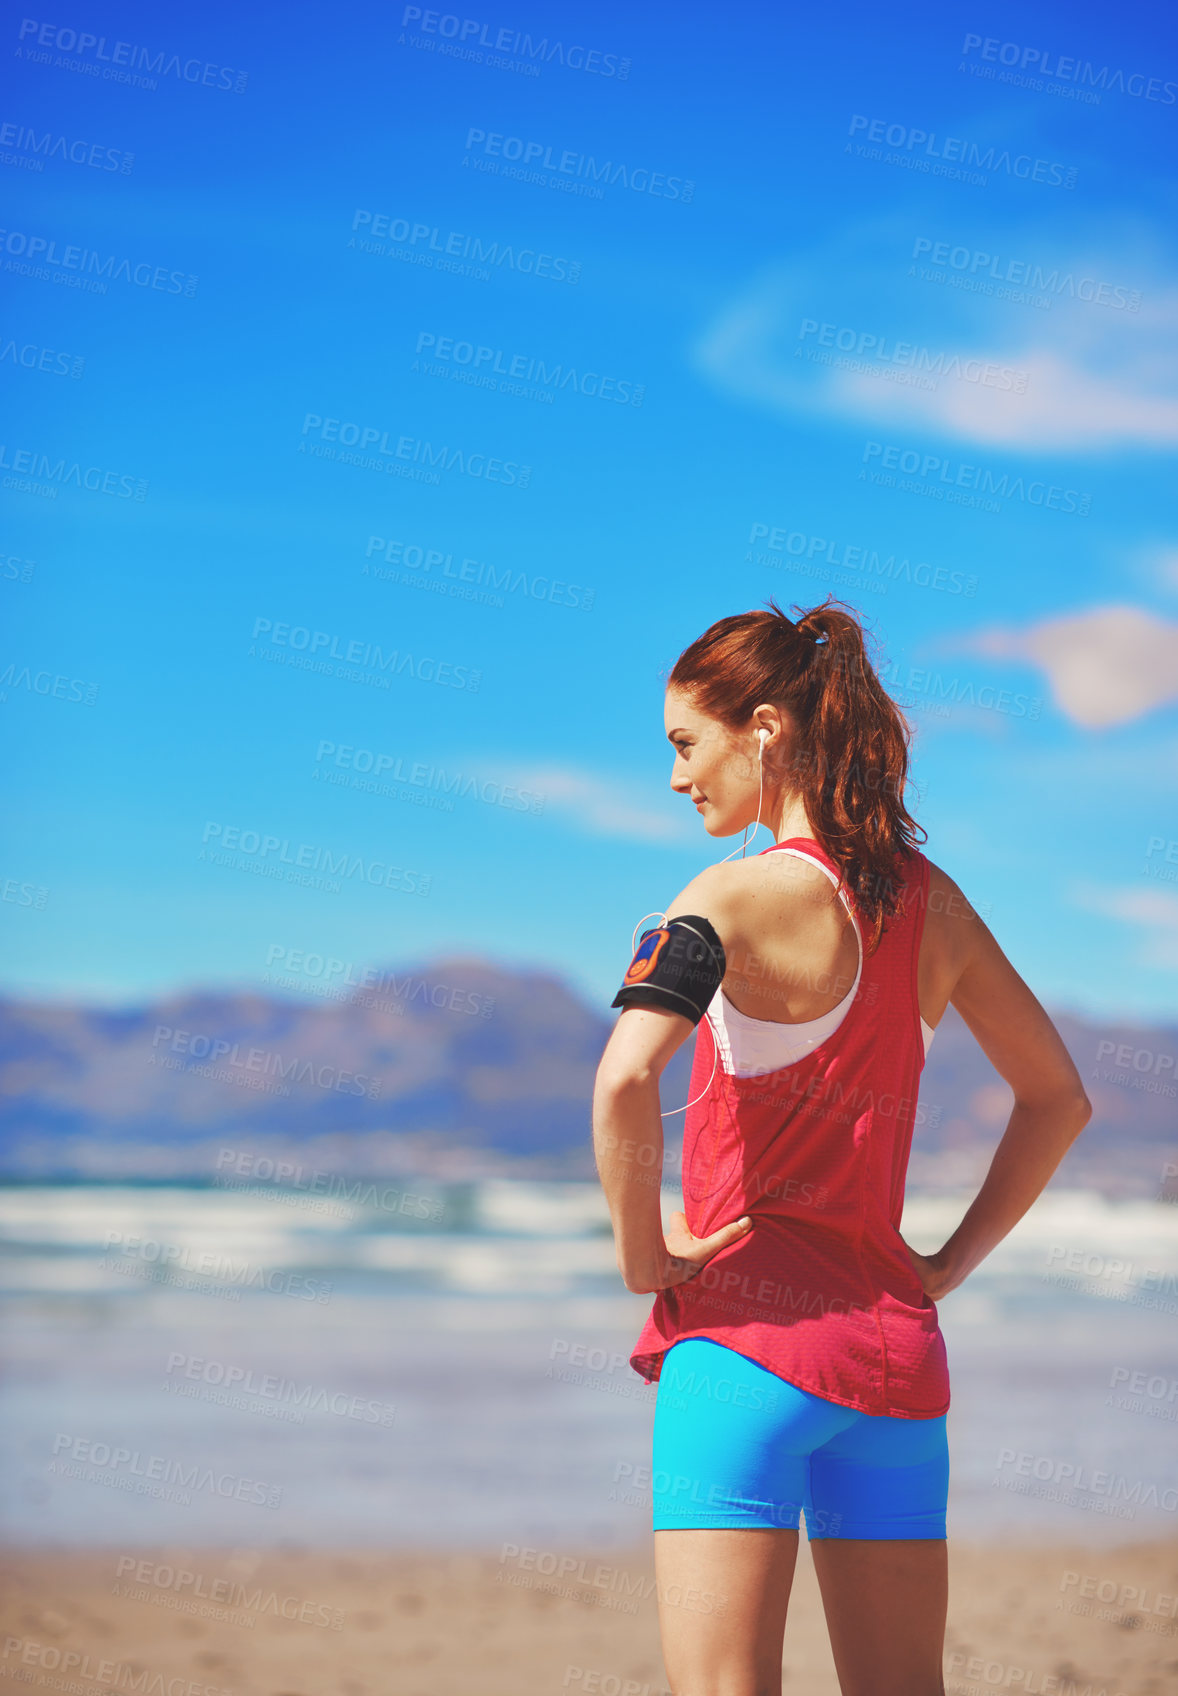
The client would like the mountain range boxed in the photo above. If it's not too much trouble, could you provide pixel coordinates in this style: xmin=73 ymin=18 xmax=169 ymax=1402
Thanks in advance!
xmin=0 ymin=958 xmax=1173 ymax=1197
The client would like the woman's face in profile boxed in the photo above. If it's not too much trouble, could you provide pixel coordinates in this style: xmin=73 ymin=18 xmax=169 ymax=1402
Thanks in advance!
xmin=664 ymin=686 xmax=761 ymax=839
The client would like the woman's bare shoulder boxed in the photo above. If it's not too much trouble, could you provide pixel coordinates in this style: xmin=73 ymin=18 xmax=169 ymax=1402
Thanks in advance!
xmin=666 ymin=850 xmax=826 ymax=928
xmin=923 ymin=857 xmax=992 ymax=931
xmin=919 ymin=856 xmax=1001 ymax=999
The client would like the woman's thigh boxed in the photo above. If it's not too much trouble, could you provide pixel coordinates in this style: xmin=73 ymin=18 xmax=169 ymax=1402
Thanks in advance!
xmin=808 ymin=1538 xmax=947 ymax=1696
xmin=805 ymin=1409 xmax=950 ymax=1694
xmin=648 ymin=1343 xmax=952 ymax=1691
xmin=650 ymin=1339 xmax=852 ymax=1693
xmin=654 ymin=1526 xmax=799 ymax=1696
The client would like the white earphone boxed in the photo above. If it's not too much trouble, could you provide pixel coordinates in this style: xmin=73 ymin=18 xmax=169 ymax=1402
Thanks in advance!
xmin=713 ymin=723 xmax=772 ymax=866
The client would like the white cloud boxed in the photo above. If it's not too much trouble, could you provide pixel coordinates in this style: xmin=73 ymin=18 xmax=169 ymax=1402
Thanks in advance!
xmin=831 ymin=347 xmax=1178 ymax=448
xmin=691 ymin=227 xmax=1178 ymax=452
xmin=491 ymin=765 xmax=696 ymax=844
xmin=1148 ymin=546 xmax=1178 ymax=593
xmin=1071 ymin=882 xmax=1178 ymax=969
xmin=960 ymin=605 xmax=1178 ymax=728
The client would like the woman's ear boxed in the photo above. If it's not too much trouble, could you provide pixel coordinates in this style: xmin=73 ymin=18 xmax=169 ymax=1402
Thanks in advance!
xmin=750 ymin=703 xmax=785 ymax=749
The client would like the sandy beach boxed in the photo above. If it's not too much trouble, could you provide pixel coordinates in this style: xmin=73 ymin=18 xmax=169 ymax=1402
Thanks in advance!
xmin=4 ymin=1186 xmax=1177 ymax=1692
xmin=2 ymin=1538 xmax=1176 ymax=1695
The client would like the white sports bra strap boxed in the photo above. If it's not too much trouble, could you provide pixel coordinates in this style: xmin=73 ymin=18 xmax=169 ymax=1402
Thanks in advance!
xmin=706 ymin=847 xmax=934 ymax=1076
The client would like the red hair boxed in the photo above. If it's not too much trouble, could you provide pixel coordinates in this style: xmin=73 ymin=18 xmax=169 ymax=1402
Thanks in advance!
xmin=668 ymin=595 xmax=926 ymax=953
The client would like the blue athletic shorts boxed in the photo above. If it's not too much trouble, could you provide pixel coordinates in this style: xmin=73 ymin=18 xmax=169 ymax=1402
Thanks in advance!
xmin=651 ymin=1338 xmax=948 ymax=1539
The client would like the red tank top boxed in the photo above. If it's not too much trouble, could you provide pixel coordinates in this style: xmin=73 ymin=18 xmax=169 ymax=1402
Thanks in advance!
xmin=629 ymin=837 xmax=950 ymax=1419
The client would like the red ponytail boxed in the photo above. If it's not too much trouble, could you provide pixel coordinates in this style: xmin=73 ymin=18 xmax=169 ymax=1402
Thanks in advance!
xmin=668 ymin=595 xmax=926 ymax=953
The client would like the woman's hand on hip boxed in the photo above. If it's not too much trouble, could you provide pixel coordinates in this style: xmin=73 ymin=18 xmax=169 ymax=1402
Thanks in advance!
xmin=899 ymin=1237 xmax=959 ymax=1302
xmin=622 ymin=1209 xmax=753 ymax=1294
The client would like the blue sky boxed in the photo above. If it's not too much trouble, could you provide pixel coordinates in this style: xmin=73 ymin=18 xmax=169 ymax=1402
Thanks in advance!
xmin=2 ymin=0 xmax=1177 ymax=1022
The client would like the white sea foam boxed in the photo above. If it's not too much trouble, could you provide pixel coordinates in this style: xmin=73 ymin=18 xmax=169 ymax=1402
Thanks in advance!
xmin=2 ymin=1182 xmax=1174 ymax=1547
xmin=0 ymin=1183 xmax=1173 ymax=1300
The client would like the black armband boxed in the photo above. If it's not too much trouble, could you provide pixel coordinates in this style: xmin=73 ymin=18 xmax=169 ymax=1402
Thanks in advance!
xmin=610 ymin=914 xmax=726 ymax=1026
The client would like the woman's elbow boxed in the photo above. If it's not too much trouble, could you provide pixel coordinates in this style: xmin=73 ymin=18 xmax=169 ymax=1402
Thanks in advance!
xmin=617 ymin=1257 xmax=658 ymax=1295
xmin=594 ymin=1058 xmax=658 ymax=1103
xmin=1012 ymin=1081 xmax=1093 ymax=1139
xmin=1049 ymin=1085 xmax=1094 ymax=1139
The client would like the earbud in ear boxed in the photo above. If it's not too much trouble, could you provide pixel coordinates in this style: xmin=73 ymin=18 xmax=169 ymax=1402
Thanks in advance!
xmin=756 ymin=729 xmax=770 ymax=756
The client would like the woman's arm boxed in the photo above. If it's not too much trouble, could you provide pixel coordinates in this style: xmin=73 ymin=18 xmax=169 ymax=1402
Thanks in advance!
xmin=593 ymin=993 xmax=751 ymax=1295
xmin=594 ymin=864 xmax=770 ymax=1293
xmin=904 ymin=898 xmax=1093 ymax=1300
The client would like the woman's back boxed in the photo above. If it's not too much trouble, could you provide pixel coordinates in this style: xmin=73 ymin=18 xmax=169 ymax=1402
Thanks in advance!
xmin=693 ymin=840 xmax=1086 ymax=1139
xmin=674 ymin=843 xmax=980 ymax=1037
xmin=633 ymin=835 xmax=951 ymax=1418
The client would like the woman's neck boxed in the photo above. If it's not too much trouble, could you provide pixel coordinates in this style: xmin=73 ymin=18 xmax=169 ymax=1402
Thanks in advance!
xmin=770 ymin=791 xmax=816 ymax=844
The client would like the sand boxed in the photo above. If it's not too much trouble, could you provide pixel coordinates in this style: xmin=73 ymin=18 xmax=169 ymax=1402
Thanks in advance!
xmin=1 ymin=1538 xmax=1176 ymax=1695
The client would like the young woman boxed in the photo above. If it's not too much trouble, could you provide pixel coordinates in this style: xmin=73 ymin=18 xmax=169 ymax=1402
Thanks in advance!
xmin=592 ymin=597 xmax=1091 ymax=1696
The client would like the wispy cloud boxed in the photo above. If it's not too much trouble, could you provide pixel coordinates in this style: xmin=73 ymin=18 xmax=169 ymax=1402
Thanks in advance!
xmin=691 ymin=224 xmax=1178 ymax=452
xmin=956 ymin=606 xmax=1178 ymax=728
xmin=1071 ymin=882 xmax=1178 ymax=970
xmin=831 ymin=347 xmax=1178 ymax=448
xmin=490 ymin=765 xmax=696 ymax=844
xmin=1149 ymin=546 xmax=1178 ymax=593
